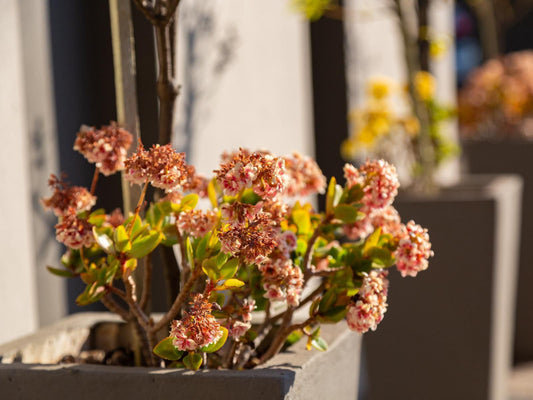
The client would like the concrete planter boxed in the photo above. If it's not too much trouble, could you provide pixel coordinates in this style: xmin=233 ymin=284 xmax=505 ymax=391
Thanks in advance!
xmin=362 ymin=175 xmax=523 ymax=400
xmin=463 ymin=139 xmax=533 ymax=363
xmin=0 ymin=312 xmax=361 ymax=400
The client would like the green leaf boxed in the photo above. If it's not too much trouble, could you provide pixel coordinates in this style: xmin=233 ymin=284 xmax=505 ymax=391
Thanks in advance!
xmin=88 ymin=209 xmax=106 ymax=227
xmin=146 ymin=203 xmax=163 ymax=229
xmin=322 ymin=306 xmax=348 ymax=323
xmin=215 ymin=252 xmax=229 ymax=268
xmin=92 ymin=227 xmax=115 ymax=255
xmin=326 ymin=177 xmax=336 ymax=215
xmin=216 ymin=278 xmax=245 ymax=290
xmin=366 ymin=247 xmax=393 ymax=267
xmin=153 ymin=337 xmax=184 ymax=361
xmin=292 ymin=209 xmax=311 ymax=235
xmin=123 ymin=258 xmax=138 ymax=271
xmin=114 ymin=225 xmax=131 ymax=253
xmin=311 ymin=336 xmax=328 ymax=352
xmin=200 ymin=327 xmax=228 ymax=353
xmin=363 ymin=228 xmax=381 ymax=254
xmin=333 ymin=204 xmax=359 ymax=223
xmin=207 ymin=179 xmax=218 ymax=208
xmin=219 ymin=258 xmax=239 ymax=280
xmin=46 ymin=265 xmax=75 ymax=278
xmin=76 ymin=282 xmax=105 ymax=306
xmin=186 ymin=236 xmax=194 ymax=268
xmin=285 ymin=331 xmax=303 ymax=347
xmin=181 ymin=193 xmax=199 ymax=211
xmin=309 ymin=297 xmax=321 ymax=317
xmin=195 ymin=234 xmax=210 ymax=260
xmin=183 ymin=352 xmax=203 ymax=371
xmin=124 ymin=214 xmax=143 ymax=238
xmin=319 ymin=289 xmax=337 ymax=313
xmin=202 ymin=257 xmax=220 ymax=281
xmin=241 ymin=189 xmax=261 ymax=205
xmin=339 ymin=184 xmax=364 ymax=205
xmin=127 ymin=231 xmax=162 ymax=259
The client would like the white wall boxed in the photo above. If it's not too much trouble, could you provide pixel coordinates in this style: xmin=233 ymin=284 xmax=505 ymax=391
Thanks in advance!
xmin=0 ymin=0 xmax=39 ymax=344
xmin=174 ymin=0 xmax=314 ymax=174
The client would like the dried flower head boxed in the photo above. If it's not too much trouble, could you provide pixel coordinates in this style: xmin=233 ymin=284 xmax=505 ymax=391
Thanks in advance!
xmin=283 ymin=152 xmax=327 ymax=197
xmin=41 ymin=174 xmax=96 ymax=217
xmin=55 ymin=210 xmax=94 ymax=249
xmin=346 ymin=269 xmax=389 ymax=333
xmin=395 ymin=220 xmax=434 ymax=277
xmin=73 ymin=123 xmax=133 ymax=176
xmin=228 ymin=320 xmax=251 ymax=340
xmin=124 ymin=143 xmax=191 ymax=192
xmin=219 ymin=213 xmax=279 ymax=264
xmin=170 ymin=293 xmax=222 ymax=352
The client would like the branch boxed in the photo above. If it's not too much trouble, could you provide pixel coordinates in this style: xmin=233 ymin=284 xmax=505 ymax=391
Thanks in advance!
xmin=139 ymin=252 xmax=153 ymax=311
xmin=151 ymin=265 xmax=202 ymax=332
xmin=131 ymin=0 xmax=159 ymax=25
xmin=101 ymin=294 xmax=130 ymax=322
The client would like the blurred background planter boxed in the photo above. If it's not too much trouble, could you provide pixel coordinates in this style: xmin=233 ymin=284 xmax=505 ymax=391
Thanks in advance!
xmin=0 ymin=312 xmax=361 ymax=400
xmin=362 ymin=174 xmax=522 ymax=400
xmin=463 ymin=139 xmax=533 ymax=365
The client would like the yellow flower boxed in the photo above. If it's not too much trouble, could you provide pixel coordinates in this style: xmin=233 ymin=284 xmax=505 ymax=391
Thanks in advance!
xmin=367 ymin=78 xmax=392 ymax=100
xmin=402 ymin=116 xmax=421 ymax=137
xmin=414 ymin=71 xmax=436 ymax=101
xmin=341 ymin=138 xmax=357 ymax=160
xmin=291 ymin=0 xmax=333 ymax=21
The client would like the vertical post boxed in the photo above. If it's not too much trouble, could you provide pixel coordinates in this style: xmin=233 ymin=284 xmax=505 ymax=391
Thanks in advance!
xmin=109 ymin=0 xmax=145 ymax=303
xmin=109 ymin=0 xmax=141 ymax=216
xmin=309 ymin=0 xmax=349 ymax=209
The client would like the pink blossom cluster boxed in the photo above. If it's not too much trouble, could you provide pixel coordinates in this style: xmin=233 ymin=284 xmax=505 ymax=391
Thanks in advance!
xmin=170 ymin=293 xmax=222 ymax=352
xmin=258 ymin=253 xmax=304 ymax=307
xmin=178 ymin=209 xmax=218 ymax=238
xmin=124 ymin=143 xmax=191 ymax=192
xmin=55 ymin=210 xmax=94 ymax=249
xmin=346 ymin=269 xmax=389 ymax=333
xmin=73 ymin=123 xmax=133 ymax=176
xmin=282 ymin=152 xmax=327 ymax=197
xmin=344 ymin=160 xmax=399 ymax=212
xmin=41 ymin=174 xmax=96 ymax=217
xmin=214 ymin=149 xmax=288 ymax=200
xmin=394 ymin=220 xmax=433 ymax=277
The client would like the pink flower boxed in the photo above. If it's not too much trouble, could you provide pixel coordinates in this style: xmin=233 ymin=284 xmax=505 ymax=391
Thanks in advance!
xmin=55 ymin=210 xmax=94 ymax=249
xmin=343 ymin=216 xmax=373 ymax=240
xmin=283 ymin=152 xmax=327 ymax=197
xmin=178 ymin=209 xmax=218 ymax=238
xmin=228 ymin=321 xmax=251 ymax=340
xmin=278 ymin=230 xmax=298 ymax=256
xmin=258 ymin=255 xmax=304 ymax=306
xmin=394 ymin=220 xmax=433 ymax=277
xmin=41 ymin=174 xmax=96 ymax=217
xmin=346 ymin=270 xmax=389 ymax=333
xmin=241 ymin=299 xmax=256 ymax=323
xmin=344 ymin=160 xmax=399 ymax=212
xmin=214 ymin=149 xmax=288 ymax=200
xmin=170 ymin=293 xmax=222 ymax=352
xmin=370 ymin=205 xmax=403 ymax=237
xmin=73 ymin=123 xmax=133 ymax=176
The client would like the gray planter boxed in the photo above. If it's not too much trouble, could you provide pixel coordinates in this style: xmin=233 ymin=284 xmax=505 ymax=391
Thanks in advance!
xmin=464 ymin=139 xmax=533 ymax=363
xmin=0 ymin=312 xmax=361 ymax=400
xmin=363 ymin=175 xmax=522 ymax=400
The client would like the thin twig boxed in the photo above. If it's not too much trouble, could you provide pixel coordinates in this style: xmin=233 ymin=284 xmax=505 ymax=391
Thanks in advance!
xmin=139 ymin=252 xmax=153 ymax=311
xmin=101 ymin=294 xmax=130 ymax=321
xmin=90 ymin=167 xmax=100 ymax=196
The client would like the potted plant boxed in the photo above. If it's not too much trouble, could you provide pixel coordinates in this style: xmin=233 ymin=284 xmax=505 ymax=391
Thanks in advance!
xmin=0 ymin=117 xmax=433 ymax=399
xmin=460 ymin=50 xmax=533 ymax=365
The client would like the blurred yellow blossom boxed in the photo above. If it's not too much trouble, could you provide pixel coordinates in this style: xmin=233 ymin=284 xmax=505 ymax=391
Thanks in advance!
xmin=367 ymin=77 xmax=393 ymax=100
xmin=414 ymin=71 xmax=436 ymax=101
xmin=291 ymin=0 xmax=334 ymax=21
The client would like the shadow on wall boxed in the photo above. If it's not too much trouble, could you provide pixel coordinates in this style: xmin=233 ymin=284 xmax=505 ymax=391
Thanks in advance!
xmin=176 ymin=2 xmax=238 ymax=157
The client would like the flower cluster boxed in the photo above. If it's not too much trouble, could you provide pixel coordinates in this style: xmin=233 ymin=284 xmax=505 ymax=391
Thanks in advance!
xmin=346 ymin=270 xmax=389 ymax=333
xmin=41 ymin=174 xmax=96 ymax=217
xmin=214 ymin=150 xmax=288 ymax=200
xmin=74 ymin=123 xmax=133 ymax=176
xmin=170 ymin=293 xmax=222 ymax=352
xmin=124 ymin=143 xmax=191 ymax=192
xmin=395 ymin=221 xmax=433 ymax=277
xmin=258 ymin=252 xmax=304 ymax=307
xmin=459 ymin=51 xmax=533 ymax=139
xmin=282 ymin=152 xmax=327 ymax=197
xmin=178 ymin=209 xmax=218 ymax=238
xmin=54 ymin=210 xmax=94 ymax=249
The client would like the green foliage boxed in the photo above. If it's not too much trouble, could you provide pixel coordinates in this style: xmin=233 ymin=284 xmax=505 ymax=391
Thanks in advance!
xmin=153 ymin=337 xmax=184 ymax=361
xmin=183 ymin=353 xmax=203 ymax=371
